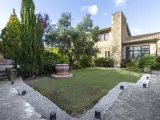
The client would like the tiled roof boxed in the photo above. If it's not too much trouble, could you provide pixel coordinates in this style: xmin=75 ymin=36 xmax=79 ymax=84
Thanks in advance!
xmin=123 ymin=32 xmax=160 ymax=44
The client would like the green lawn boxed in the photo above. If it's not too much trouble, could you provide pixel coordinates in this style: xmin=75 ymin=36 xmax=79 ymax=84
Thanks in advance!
xmin=30 ymin=68 xmax=141 ymax=116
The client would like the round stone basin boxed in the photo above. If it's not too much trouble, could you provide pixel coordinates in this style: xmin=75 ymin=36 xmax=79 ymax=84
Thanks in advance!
xmin=51 ymin=64 xmax=73 ymax=79
xmin=56 ymin=64 xmax=69 ymax=75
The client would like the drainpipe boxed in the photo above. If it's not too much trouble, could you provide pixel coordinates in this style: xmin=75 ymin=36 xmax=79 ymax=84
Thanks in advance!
xmin=156 ymin=40 xmax=157 ymax=56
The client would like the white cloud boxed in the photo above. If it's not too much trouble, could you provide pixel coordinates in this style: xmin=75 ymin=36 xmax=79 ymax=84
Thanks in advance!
xmin=81 ymin=5 xmax=98 ymax=15
xmin=130 ymin=27 xmax=145 ymax=35
xmin=113 ymin=0 xmax=127 ymax=7
xmin=103 ymin=12 xmax=108 ymax=16
xmin=81 ymin=6 xmax=88 ymax=12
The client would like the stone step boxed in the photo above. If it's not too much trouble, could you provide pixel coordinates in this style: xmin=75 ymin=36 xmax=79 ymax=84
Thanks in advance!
xmin=0 ymin=70 xmax=7 ymax=74
xmin=0 ymin=72 xmax=8 ymax=77
xmin=0 ymin=76 xmax=8 ymax=81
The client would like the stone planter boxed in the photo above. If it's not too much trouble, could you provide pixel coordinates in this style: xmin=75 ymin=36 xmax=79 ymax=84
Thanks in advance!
xmin=56 ymin=64 xmax=69 ymax=75
xmin=51 ymin=64 xmax=72 ymax=79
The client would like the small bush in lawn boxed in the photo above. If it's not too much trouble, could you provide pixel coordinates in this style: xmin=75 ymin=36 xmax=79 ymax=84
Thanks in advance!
xmin=79 ymin=55 xmax=92 ymax=68
xmin=106 ymin=58 xmax=114 ymax=67
xmin=94 ymin=57 xmax=114 ymax=67
xmin=94 ymin=57 xmax=106 ymax=67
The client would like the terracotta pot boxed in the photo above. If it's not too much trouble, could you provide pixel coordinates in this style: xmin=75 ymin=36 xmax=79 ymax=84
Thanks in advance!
xmin=55 ymin=64 xmax=69 ymax=75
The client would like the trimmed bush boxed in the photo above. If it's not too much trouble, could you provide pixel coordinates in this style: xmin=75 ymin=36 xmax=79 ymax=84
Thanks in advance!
xmin=79 ymin=55 xmax=92 ymax=68
xmin=94 ymin=57 xmax=106 ymax=67
xmin=106 ymin=58 xmax=114 ymax=67
xmin=43 ymin=51 xmax=65 ymax=75
xmin=94 ymin=57 xmax=114 ymax=67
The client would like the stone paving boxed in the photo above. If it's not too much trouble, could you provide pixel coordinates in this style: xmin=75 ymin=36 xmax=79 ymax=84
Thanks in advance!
xmin=0 ymin=81 xmax=45 ymax=120
xmin=12 ymin=78 xmax=72 ymax=120
xmin=102 ymin=71 xmax=160 ymax=120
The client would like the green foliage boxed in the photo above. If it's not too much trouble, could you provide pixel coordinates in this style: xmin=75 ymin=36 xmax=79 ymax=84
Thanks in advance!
xmin=79 ymin=55 xmax=92 ymax=68
xmin=107 ymin=58 xmax=114 ymax=67
xmin=94 ymin=57 xmax=114 ymax=67
xmin=122 ymin=56 xmax=160 ymax=72
xmin=120 ymin=61 xmax=126 ymax=69
xmin=126 ymin=58 xmax=135 ymax=69
xmin=43 ymin=51 xmax=65 ymax=75
xmin=135 ymin=56 xmax=157 ymax=70
xmin=20 ymin=0 xmax=44 ymax=76
xmin=0 ymin=9 xmax=20 ymax=68
xmin=94 ymin=57 xmax=106 ymax=67
xmin=45 ymin=13 xmax=100 ymax=69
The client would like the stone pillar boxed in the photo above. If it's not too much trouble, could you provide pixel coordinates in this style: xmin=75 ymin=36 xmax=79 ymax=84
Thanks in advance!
xmin=111 ymin=12 xmax=122 ymax=67
xmin=111 ymin=11 xmax=131 ymax=67
xmin=7 ymin=68 xmax=17 ymax=81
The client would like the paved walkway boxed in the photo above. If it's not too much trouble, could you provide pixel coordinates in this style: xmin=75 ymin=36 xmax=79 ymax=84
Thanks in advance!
xmin=102 ymin=71 xmax=160 ymax=120
xmin=0 ymin=81 xmax=45 ymax=120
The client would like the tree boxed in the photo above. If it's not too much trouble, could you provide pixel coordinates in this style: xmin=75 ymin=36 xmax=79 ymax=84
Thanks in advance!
xmin=0 ymin=9 xmax=20 ymax=68
xmin=36 ymin=14 xmax=45 ymax=74
xmin=76 ymin=14 xmax=100 ymax=62
xmin=20 ymin=0 xmax=44 ymax=76
xmin=45 ymin=13 xmax=100 ymax=69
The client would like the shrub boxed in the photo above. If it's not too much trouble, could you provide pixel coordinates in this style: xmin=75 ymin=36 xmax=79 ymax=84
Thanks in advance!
xmin=94 ymin=57 xmax=114 ymax=67
xmin=79 ymin=55 xmax=92 ymax=68
xmin=94 ymin=57 xmax=106 ymax=67
xmin=43 ymin=51 xmax=65 ymax=75
xmin=135 ymin=56 xmax=157 ymax=70
xmin=106 ymin=58 xmax=114 ymax=67
xmin=126 ymin=58 xmax=135 ymax=69
xmin=154 ymin=56 xmax=160 ymax=70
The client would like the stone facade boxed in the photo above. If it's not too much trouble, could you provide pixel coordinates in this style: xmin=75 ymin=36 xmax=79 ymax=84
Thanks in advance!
xmin=96 ymin=11 xmax=160 ymax=67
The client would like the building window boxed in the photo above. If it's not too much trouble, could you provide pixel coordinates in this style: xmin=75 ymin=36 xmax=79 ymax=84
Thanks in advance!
xmin=105 ymin=51 xmax=107 ymax=58
xmin=108 ymin=51 xmax=110 ymax=58
xmin=105 ymin=51 xmax=110 ymax=58
xmin=99 ymin=33 xmax=109 ymax=41
xmin=104 ymin=33 xmax=109 ymax=40
xmin=126 ymin=45 xmax=150 ymax=59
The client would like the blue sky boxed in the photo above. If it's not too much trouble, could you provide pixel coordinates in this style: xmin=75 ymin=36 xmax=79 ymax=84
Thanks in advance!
xmin=0 ymin=0 xmax=160 ymax=35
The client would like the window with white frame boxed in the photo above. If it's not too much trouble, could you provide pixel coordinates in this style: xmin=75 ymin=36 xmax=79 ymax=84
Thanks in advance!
xmin=99 ymin=33 xmax=109 ymax=41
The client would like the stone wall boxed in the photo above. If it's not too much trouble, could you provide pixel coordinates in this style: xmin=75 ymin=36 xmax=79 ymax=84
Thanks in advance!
xmin=96 ymin=32 xmax=112 ymax=57
xmin=96 ymin=11 xmax=131 ymax=66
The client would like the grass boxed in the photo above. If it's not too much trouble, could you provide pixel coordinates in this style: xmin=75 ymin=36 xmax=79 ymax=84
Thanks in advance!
xmin=30 ymin=68 xmax=141 ymax=116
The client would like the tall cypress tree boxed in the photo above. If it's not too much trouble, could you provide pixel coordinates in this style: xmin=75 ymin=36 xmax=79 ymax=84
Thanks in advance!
xmin=20 ymin=0 xmax=41 ymax=75
xmin=36 ymin=14 xmax=44 ymax=75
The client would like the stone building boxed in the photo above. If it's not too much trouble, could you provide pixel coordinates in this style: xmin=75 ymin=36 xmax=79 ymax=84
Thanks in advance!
xmin=96 ymin=11 xmax=160 ymax=66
